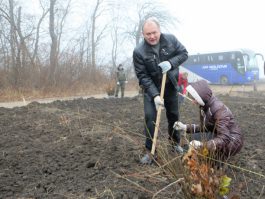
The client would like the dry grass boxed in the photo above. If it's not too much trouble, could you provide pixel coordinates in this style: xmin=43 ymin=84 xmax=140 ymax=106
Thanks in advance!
xmin=82 ymin=115 xmax=247 ymax=199
xmin=0 ymin=84 xmax=103 ymax=102
xmin=0 ymin=79 xmax=140 ymax=103
xmin=155 ymin=138 xmax=240 ymax=199
xmin=104 ymin=81 xmax=116 ymax=96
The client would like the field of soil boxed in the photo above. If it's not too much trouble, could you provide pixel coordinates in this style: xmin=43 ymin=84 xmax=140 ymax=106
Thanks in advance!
xmin=0 ymin=88 xmax=264 ymax=199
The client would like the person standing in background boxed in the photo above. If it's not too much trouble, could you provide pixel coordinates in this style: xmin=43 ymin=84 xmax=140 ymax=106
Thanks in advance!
xmin=115 ymin=64 xmax=127 ymax=98
xmin=177 ymin=72 xmax=189 ymax=105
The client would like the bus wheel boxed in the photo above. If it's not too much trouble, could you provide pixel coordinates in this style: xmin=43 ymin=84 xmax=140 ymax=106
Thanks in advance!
xmin=220 ymin=76 xmax=228 ymax=84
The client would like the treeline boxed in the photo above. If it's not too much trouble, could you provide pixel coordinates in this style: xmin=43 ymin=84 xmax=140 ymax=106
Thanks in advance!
xmin=0 ymin=0 xmax=176 ymax=99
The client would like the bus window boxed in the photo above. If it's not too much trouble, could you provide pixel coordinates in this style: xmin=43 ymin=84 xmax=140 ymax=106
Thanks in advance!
xmin=231 ymin=53 xmax=236 ymax=60
xmin=218 ymin=54 xmax=224 ymax=61
xmin=243 ymin=54 xmax=249 ymax=67
xmin=223 ymin=52 xmax=231 ymax=63
xmin=206 ymin=55 xmax=213 ymax=63
xmin=248 ymin=56 xmax=258 ymax=69
xmin=230 ymin=53 xmax=237 ymax=67
xmin=235 ymin=53 xmax=245 ymax=74
xmin=236 ymin=58 xmax=245 ymax=74
xmin=197 ymin=55 xmax=200 ymax=63
xmin=255 ymin=53 xmax=265 ymax=75
xmin=193 ymin=56 xmax=198 ymax=64
xmin=200 ymin=54 xmax=207 ymax=64
xmin=212 ymin=54 xmax=218 ymax=63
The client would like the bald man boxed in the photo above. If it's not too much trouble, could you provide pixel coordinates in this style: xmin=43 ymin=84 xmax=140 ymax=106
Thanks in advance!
xmin=133 ymin=17 xmax=188 ymax=164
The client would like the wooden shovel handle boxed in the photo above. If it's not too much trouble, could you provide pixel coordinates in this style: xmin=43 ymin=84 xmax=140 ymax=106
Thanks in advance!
xmin=151 ymin=73 xmax=167 ymax=155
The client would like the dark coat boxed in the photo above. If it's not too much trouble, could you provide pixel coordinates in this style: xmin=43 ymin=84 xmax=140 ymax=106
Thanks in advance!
xmin=133 ymin=33 xmax=188 ymax=98
xmin=187 ymin=80 xmax=243 ymax=156
xmin=116 ymin=69 xmax=126 ymax=82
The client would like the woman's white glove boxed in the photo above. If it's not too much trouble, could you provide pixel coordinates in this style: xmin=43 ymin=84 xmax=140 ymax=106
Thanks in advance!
xmin=154 ymin=96 xmax=164 ymax=111
xmin=173 ymin=121 xmax=187 ymax=131
xmin=189 ymin=140 xmax=202 ymax=149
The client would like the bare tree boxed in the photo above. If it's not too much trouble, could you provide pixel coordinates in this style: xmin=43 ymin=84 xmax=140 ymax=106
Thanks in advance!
xmin=110 ymin=23 xmax=118 ymax=68
xmin=90 ymin=0 xmax=108 ymax=71
xmin=107 ymin=1 xmax=127 ymax=78
xmin=16 ymin=6 xmax=35 ymax=70
xmin=8 ymin=0 xmax=19 ymax=86
xmin=1 ymin=0 xmax=51 ymax=88
xmin=84 ymin=23 xmax=91 ymax=68
xmin=1 ymin=0 xmax=34 ymax=87
xmin=33 ymin=0 xmax=49 ymax=66
xmin=0 ymin=0 xmax=178 ymax=95
xmin=108 ymin=2 xmax=122 ymax=68
xmin=0 ymin=3 xmax=11 ymax=71
xmin=48 ymin=0 xmax=71 ymax=86
xmin=56 ymin=0 xmax=71 ymax=57
xmin=0 ymin=0 xmax=21 ymax=88
xmin=0 ymin=30 xmax=10 ymax=71
xmin=125 ymin=0 xmax=177 ymax=46
xmin=74 ymin=33 xmax=87 ymax=69
xmin=48 ymin=0 xmax=58 ymax=85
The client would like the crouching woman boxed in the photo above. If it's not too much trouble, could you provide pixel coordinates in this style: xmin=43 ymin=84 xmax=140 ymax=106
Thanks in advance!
xmin=174 ymin=80 xmax=243 ymax=159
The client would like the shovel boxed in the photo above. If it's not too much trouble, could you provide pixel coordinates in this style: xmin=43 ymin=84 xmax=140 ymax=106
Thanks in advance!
xmin=151 ymin=73 xmax=167 ymax=155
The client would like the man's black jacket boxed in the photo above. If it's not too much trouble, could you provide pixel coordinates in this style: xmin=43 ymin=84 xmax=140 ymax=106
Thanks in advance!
xmin=133 ymin=33 xmax=188 ymax=98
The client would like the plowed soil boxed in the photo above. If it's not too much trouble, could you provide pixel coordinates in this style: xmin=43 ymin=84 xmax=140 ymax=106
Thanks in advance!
xmin=0 ymin=90 xmax=264 ymax=199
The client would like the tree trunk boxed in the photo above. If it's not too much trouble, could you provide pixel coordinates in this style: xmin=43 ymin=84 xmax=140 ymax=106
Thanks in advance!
xmin=91 ymin=0 xmax=100 ymax=72
xmin=49 ymin=0 xmax=58 ymax=86
xmin=8 ymin=0 xmax=19 ymax=87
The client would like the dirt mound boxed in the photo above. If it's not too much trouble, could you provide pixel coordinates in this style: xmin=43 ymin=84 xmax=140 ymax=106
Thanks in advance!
xmin=0 ymin=94 xmax=264 ymax=198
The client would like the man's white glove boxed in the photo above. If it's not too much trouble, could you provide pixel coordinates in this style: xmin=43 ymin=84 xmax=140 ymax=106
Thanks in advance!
xmin=158 ymin=61 xmax=171 ymax=73
xmin=117 ymin=82 xmax=120 ymax=85
xmin=173 ymin=121 xmax=187 ymax=131
xmin=189 ymin=140 xmax=202 ymax=149
xmin=154 ymin=96 xmax=164 ymax=111
xmin=125 ymin=81 xmax=128 ymax=83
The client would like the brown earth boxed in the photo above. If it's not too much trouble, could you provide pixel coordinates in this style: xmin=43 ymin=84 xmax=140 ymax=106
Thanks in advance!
xmin=0 ymin=89 xmax=264 ymax=199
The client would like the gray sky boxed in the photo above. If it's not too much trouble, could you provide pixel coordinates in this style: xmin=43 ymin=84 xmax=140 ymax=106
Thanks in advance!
xmin=24 ymin=0 xmax=265 ymax=58
xmin=163 ymin=0 xmax=265 ymax=56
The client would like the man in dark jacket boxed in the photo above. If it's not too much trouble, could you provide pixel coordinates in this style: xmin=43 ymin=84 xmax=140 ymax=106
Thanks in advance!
xmin=174 ymin=80 xmax=243 ymax=158
xmin=133 ymin=17 xmax=188 ymax=164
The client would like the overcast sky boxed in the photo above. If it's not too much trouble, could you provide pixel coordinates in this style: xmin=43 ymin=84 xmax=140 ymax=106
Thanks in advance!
xmin=24 ymin=0 xmax=265 ymax=58
xmin=162 ymin=0 xmax=265 ymax=56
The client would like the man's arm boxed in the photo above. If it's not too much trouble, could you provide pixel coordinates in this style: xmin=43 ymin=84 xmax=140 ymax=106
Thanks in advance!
xmin=168 ymin=35 xmax=188 ymax=68
xmin=133 ymin=50 xmax=159 ymax=98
